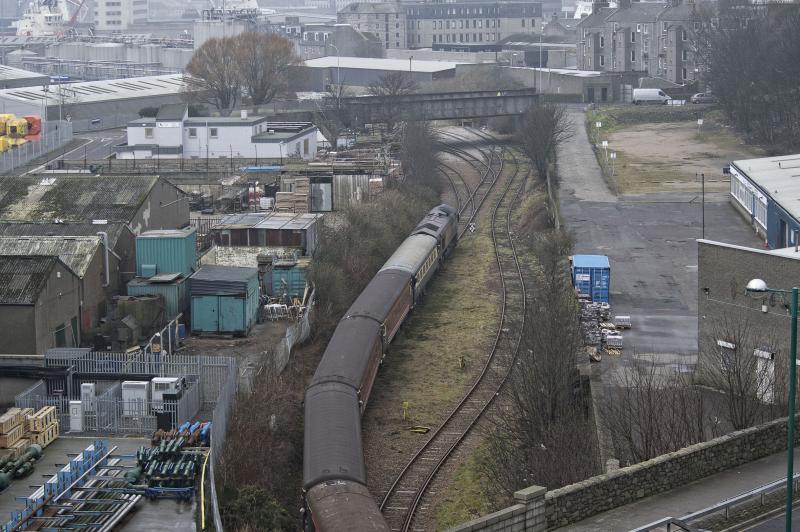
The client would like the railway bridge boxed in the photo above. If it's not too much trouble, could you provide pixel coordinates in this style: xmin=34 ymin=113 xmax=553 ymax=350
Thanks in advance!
xmin=339 ymin=88 xmax=539 ymax=126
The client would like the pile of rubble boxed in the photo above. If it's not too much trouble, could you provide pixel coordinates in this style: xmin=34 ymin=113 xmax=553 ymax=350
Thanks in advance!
xmin=579 ymin=300 xmax=630 ymax=360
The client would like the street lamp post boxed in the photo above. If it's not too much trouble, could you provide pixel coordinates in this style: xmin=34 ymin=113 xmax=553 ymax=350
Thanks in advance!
xmin=409 ymin=55 xmax=413 ymax=73
xmin=329 ymin=43 xmax=341 ymax=87
xmin=539 ymin=26 xmax=544 ymax=91
xmin=746 ymin=279 xmax=799 ymax=532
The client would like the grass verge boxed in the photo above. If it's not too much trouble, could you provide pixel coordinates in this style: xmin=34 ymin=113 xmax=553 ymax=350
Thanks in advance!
xmin=434 ymin=447 xmax=493 ymax=530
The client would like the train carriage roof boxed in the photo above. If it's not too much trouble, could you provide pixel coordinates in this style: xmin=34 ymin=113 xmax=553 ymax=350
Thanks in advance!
xmin=311 ymin=317 xmax=381 ymax=390
xmin=304 ymin=382 xmax=366 ymax=489
xmin=378 ymin=234 xmax=438 ymax=276
xmin=346 ymin=270 xmax=412 ymax=322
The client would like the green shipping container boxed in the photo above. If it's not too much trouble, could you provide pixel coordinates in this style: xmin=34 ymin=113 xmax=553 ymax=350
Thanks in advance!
xmin=271 ymin=262 xmax=308 ymax=298
xmin=127 ymin=277 xmax=189 ymax=320
xmin=136 ymin=228 xmax=197 ymax=278
xmin=189 ymin=266 xmax=260 ymax=334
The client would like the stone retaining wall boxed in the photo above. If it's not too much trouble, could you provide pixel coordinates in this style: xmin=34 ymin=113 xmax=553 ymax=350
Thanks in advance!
xmin=448 ymin=415 xmax=799 ymax=531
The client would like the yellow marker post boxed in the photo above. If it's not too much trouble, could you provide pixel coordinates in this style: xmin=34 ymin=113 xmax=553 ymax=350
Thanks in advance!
xmin=402 ymin=401 xmax=409 ymax=420
xmin=200 ymin=449 xmax=211 ymax=529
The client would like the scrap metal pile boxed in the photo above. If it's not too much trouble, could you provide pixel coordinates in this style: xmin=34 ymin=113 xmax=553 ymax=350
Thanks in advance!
xmin=579 ymin=301 xmax=630 ymax=360
xmin=125 ymin=421 xmax=211 ymax=501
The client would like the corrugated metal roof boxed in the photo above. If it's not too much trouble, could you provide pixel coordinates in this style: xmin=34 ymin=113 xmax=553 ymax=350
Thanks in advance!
xmin=191 ymin=265 xmax=258 ymax=282
xmin=0 ymin=74 xmax=188 ymax=105
xmin=733 ymin=155 xmax=800 ymax=223
xmin=213 ymin=212 xmax=323 ymax=231
xmin=0 ymin=236 xmax=99 ymax=278
xmin=0 ymin=255 xmax=58 ymax=304
xmin=0 ymin=64 xmax=47 ymax=82
xmin=190 ymin=265 xmax=257 ymax=295
xmin=0 ymin=222 xmax=126 ymax=250
xmin=0 ymin=176 xmax=159 ymax=224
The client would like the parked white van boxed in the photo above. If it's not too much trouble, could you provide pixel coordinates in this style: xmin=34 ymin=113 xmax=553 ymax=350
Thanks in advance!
xmin=632 ymin=88 xmax=670 ymax=105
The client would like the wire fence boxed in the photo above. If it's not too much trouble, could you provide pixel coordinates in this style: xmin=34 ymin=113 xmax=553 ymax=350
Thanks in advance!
xmin=272 ymin=289 xmax=315 ymax=373
xmin=0 ymin=120 xmax=73 ymax=174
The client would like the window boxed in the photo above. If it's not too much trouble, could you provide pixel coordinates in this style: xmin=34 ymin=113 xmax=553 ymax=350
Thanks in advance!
xmin=599 ymin=55 xmax=604 ymax=66
xmin=682 ymin=67 xmax=687 ymax=80
xmin=459 ymin=20 xmax=463 ymax=28
xmin=636 ymin=23 xmax=641 ymax=32
xmin=630 ymin=31 xmax=636 ymax=43
xmin=630 ymin=50 xmax=636 ymax=62
xmin=681 ymin=29 xmax=687 ymax=41
xmin=643 ymin=24 xmax=648 ymax=34
xmin=188 ymin=127 xmax=197 ymax=138
xmin=599 ymin=35 xmax=604 ymax=48
xmin=210 ymin=127 xmax=218 ymax=138
xmin=682 ymin=49 xmax=688 ymax=61
xmin=144 ymin=127 xmax=153 ymax=139
xmin=521 ymin=18 xmax=525 ymax=27
xmin=717 ymin=340 xmax=736 ymax=371
xmin=694 ymin=21 xmax=700 ymax=31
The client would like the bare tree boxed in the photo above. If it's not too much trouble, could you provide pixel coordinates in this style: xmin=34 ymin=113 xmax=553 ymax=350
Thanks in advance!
xmin=399 ymin=121 xmax=440 ymax=192
xmin=367 ymin=71 xmax=418 ymax=133
xmin=235 ymin=32 xmax=301 ymax=107
xmin=315 ymin=82 xmax=354 ymax=149
xmin=480 ymin=230 xmax=600 ymax=500
xmin=602 ymin=357 xmax=717 ymax=465
xmin=185 ymin=37 xmax=241 ymax=112
xmin=704 ymin=316 xmax=784 ymax=430
xmin=514 ymin=104 xmax=573 ymax=229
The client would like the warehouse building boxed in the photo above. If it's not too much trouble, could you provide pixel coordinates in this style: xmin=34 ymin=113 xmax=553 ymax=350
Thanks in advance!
xmin=696 ymin=239 xmax=800 ymax=402
xmin=729 ymin=154 xmax=800 ymax=249
xmin=0 ymin=64 xmax=49 ymax=90
xmin=0 ymin=236 xmax=121 ymax=332
xmin=0 ymin=74 xmax=190 ymax=131
xmin=0 ymin=175 xmax=190 ymax=285
xmin=117 ymin=104 xmax=319 ymax=161
xmin=301 ymin=56 xmax=460 ymax=91
xmin=0 ymin=255 xmax=81 ymax=356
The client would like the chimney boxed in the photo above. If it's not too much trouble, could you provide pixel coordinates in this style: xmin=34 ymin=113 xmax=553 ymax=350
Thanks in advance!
xmin=591 ymin=0 xmax=609 ymax=14
xmin=241 ymin=110 xmax=248 ymax=120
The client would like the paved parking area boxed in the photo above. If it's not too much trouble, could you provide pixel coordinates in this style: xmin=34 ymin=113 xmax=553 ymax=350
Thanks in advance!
xmin=0 ymin=436 xmax=195 ymax=531
xmin=558 ymin=110 xmax=762 ymax=377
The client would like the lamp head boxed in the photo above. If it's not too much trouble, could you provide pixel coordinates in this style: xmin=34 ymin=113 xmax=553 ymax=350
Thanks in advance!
xmin=746 ymin=278 xmax=769 ymax=294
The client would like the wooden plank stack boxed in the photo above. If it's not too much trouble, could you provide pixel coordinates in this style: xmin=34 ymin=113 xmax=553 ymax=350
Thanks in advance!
xmin=0 ymin=407 xmax=28 ymax=457
xmin=275 ymin=178 xmax=311 ymax=213
xmin=26 ymin=406 xmax=58 ymax=449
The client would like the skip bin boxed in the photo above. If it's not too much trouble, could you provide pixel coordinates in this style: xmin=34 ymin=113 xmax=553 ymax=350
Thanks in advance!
xmin=136 ymin=228 xmax=197 ymax=278
xmin=571 ymin=255 xmax=610 ymax=303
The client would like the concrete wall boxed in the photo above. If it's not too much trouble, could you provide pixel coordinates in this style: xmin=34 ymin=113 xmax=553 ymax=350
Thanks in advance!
xmin=128 ymin=179 xmax=189 ymax=235
xmin=81 ymin=246 xmax=122 ymax=330
xmin=449 ymin=414 xmax=800 ymax=531
xmin=34 ymin=261 xmax=81 ymax=355
xmin=696 ymin=240 xmax=800 ymax=390
xmin=0 ymin=305 xmax=36 ymax=354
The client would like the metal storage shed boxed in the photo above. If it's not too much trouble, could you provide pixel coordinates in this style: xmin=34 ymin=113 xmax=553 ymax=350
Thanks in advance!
xmin=189 ymin=265 xmax=260 ymax=335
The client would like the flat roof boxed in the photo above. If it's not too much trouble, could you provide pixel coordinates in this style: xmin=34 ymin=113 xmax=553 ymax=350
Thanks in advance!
xmin=507 ymin=66 xmax=606 ymax=77
xmin=304 ymin=56 xmax=463 ymax=73
xmin=732 ymin=154 xmax=800 ymax=222
xmin=214 ymin=212 xmax=323 ymax=231
xmin=0 ymin=74 xmax=188 ymax=106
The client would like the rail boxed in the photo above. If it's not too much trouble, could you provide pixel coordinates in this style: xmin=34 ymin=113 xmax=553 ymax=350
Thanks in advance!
xmin=380 ymin=134 xmax=530 ymax=531
xmin=631 ymin=472 xmax=800 ymax=531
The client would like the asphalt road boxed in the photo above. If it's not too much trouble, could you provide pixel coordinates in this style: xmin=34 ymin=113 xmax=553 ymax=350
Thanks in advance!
xmin=77 ymin=129 xmax=126 ymax=160
xmin=558 ymin=110 xmax=762 ymax=374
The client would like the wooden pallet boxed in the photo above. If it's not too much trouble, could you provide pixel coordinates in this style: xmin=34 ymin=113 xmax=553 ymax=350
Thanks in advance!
xmin=605 ymin=347 xmax=623 ymax=356
xmin=28 ymin=406 xmax=57 ymax=433
xmin=0 ymin=423 xmax=24 ymax=447
xmin=9 ymin=438 xmax=29 ymax=459
xmin=29 ymin=421 xmax=58 ymax=448
xmin=0 ymin=407 xmax=25 ymax=433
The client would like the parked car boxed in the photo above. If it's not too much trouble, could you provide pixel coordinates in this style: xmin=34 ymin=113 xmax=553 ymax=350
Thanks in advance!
xmin=690 ymin=92 xmax=717 ymax=104
xmin=632 ymin=88 xmax=671 ymax=105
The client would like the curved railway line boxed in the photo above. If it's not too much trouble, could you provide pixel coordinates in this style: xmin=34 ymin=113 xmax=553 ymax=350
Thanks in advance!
xmin=379 ymin=134 xmax=531 ymax=531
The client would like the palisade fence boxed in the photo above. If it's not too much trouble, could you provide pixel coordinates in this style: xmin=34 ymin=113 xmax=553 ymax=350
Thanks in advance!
xmin=0 ymin=120 xmax=73 ymax=174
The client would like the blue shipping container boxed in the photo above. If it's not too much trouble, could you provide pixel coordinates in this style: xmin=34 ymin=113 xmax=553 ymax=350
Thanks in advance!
xmin=571 ymin=255 xmax=610 ymax=303
xmin=136 ymin=228 xmax=197 ymax=278
xmin=271 ymin=260 xmax=309 ymax=298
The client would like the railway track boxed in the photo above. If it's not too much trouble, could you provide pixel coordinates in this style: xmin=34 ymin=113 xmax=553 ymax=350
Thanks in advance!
xmin=436 ymin=129 xmax=504 ymax=239
xmin=379 ymin=145 xmax=530 ymax=532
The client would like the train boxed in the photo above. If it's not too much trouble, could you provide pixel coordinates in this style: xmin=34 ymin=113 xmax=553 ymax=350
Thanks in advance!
xmin=303 ymin=204 xmax=460 ymax=531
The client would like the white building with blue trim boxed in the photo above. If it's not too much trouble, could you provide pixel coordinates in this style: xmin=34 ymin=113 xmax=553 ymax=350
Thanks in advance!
xmin=730 ymin=154 xmax=800 ymax=249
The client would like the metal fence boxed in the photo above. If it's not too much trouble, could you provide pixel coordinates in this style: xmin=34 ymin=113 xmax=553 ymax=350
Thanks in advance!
xmin=0 ymin=120 xmax=73 ymax=174
xmin=207 ymin=354 xmax=239 ymax=531
xmin=15 ymin=377 xmax=202 ymax=436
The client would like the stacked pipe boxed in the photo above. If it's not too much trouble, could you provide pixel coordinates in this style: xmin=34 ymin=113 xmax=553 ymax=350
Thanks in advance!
xmin=0 ymin=444 xmax=43 ymax=489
